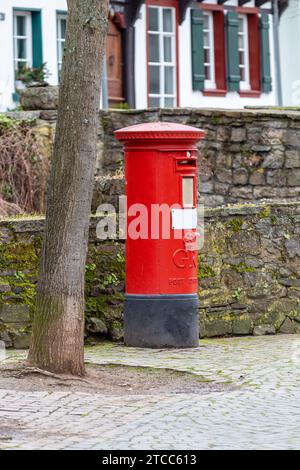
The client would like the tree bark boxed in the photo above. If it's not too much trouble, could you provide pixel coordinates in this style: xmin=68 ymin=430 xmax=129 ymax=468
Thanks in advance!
xmin=28 ymin=0 xmax=109 ymax=375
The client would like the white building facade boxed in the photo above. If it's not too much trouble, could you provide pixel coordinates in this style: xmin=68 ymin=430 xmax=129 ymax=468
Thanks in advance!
xmin=0 ymin=0 xmax=281 ymax=111
xmin=279 ymin=0 xmax=300 ymax=105
xmin=134 ymin=0 xmax=277 ymax=109
xmin=0 ymin=0 xmax=67 ymax=111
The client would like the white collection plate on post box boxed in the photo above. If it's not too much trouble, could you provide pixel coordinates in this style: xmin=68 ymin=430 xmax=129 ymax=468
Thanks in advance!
xmin=171 ymin=208 xmax=197 ymax=230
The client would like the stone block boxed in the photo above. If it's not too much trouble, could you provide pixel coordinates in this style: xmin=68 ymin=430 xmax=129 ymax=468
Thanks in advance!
xmin=204 ymin=316 xmax=233 ymax=338
xmin=231 ymin=127 xmax=246 ymax=142
xmin=19 ymin=86 xmax=59 ymax=111
xmin=266 ymin=169 xmax=287 ymax=186
xmin=288 ymin=169 xmax=300 ymax=187
xmin=286 ymin=150 xmax=300 ymax=168
xmin=109 ymin=324 xmax=123 ymax=342
xmin=251 ymin=145 xmax=271 ymax=152
xmin=253 ymin=325 xmax=276 ymax=336
xmin=216 ymin=153 xmax=232 ymax=168
xmin=278 ymin=279 xmax=300 ymax=287
xmin=233 ymin=168 xmax=249 ymax=185
xmin=12 ymin=332 xmax=31 ymax=349
xmin=0 ymin=283 xmax=10 ymax=293
xmin=285 ymin=129 xmax=300 ymax=147
xmin=232 ymin=154 xmax=244 ymax=169
xmin=0 ymin=304 xmax=30 ymax=324
xmin=201 ymin=182 xmax=214 ymax=194
xmin=204 ymin=195 xmax=225 ymax=207
xmin=215 ymin=168 xmax=232 ymax=184
xmin=230 ymin=231 xmax=261 ymax=256
xmin=214 ymin=182 xmax=230 ymax=195
xmin=249 ymin=170 xmax=265 ymax=186
xmin=0 ymin=331 xmax=13 ymax=348
xmin=285 ymin=239 xmax=300 ymax=258
xmin=229 ymin=187 xmax=253 ymax=199
xmin=87 ymin=317 xmax=108 ymax=335
xmin=279 ymin=317 xmax=296 ymax=334
xmin=262 ymin=152 xmax=285 ymax=169
xmin=232 ymin=315 xmax=252 ymax=335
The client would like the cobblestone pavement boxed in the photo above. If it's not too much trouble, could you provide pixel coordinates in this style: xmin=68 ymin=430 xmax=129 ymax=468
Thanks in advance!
xmin=1 ymin=335 xmax=300 ymax=449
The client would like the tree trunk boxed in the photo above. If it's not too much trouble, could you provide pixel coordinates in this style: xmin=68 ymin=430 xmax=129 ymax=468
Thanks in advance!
xmin=28 ymin=0 xmax=109 ymax=375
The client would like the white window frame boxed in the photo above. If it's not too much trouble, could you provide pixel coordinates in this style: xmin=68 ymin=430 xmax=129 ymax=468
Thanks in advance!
xmin=57 ymin=14 xmax=67 ymax=77
xmin=238 ymin=14 xmax=250 ymax=91
xmin=13 ymin=11 xmax=32 ymax=75
xmin=203 ymin=11 xmax=216 ymax=90
xmin=147 ymin=5 xmax=177 ymax=108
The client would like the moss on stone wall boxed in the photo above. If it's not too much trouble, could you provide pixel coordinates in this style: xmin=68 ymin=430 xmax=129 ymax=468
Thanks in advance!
xmin=1 ymin=201 xmax=300 ymax=348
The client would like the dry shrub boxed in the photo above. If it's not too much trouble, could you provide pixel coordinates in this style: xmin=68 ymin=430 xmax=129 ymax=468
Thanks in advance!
xmin=0 ymin=197 xmax=23 ymax=217
xmin=0 ymin=116 xmax=50 ymax=216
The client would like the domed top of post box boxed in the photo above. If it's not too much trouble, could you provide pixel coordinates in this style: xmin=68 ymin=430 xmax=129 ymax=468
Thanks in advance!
xmin=114 ymin=122 xmax=205 ymax=142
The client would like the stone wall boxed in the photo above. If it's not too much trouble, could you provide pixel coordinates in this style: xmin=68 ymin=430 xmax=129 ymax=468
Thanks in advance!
xmin=4 ymin=105 xmax=300 ymax=211
xmin=96 ymin=107 xmax=300 ymax=209
xmin=1 ymin=201 xmax=300 ymax=348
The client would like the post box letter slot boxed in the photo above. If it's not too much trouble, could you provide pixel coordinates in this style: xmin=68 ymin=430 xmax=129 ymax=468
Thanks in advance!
xmin=177 ymin=160 xmax=196 ymax=167
xmin=182 ymin=177 xmax=194 ymax=208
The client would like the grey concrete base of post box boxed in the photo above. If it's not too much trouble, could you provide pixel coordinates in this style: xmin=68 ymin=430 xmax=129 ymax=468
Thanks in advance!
xmin=124 ymin=294 xmax=199 ymax=348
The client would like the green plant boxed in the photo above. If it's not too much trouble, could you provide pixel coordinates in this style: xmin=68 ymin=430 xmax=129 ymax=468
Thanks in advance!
xmin=111 ymin=102 xmax=130 ymax=110
xmin=0 ymin=115 xmax=15 ymax=128
xmin=233 ymin=288 xmax=243 ymax=302
xmin=259 ymin=206 xmax=271 ymax=219
xmin=16 ymin=63 xmax=49 ymax=85
xmin=228 ymin=218 xmax=243 ymax=232
xmin=101 ymin=273 xmax=119 ymax=288
xmin=231 ymin=262 xmax=256 ymax=273
xmin=116 ymin=253 xmax=125 ymax=263
xmin=85 ymin=263 xmax=96 ymax=273
xmin=14 ymin=271 xmax=27 ymax=281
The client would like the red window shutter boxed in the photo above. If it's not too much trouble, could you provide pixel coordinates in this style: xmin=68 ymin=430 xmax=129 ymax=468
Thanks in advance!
xmin=248 ymin=14 xmax=261 ymax=91
xmin=213 ymin=10 xmax=226 ymax=91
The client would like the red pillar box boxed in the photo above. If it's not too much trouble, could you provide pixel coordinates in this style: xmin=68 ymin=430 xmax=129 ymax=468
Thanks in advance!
xmin=115 ymin=122 xmax=205 ymax=348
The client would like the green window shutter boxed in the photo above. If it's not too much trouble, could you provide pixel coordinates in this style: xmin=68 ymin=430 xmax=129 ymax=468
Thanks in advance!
xmin=225 ymin=11 xmax=239 ymax=92
xmin=260 ymin=13 xmax=272 ymax=93
xmin=191 ymin=9 xmax=205 ymax=91
xmin=31 ymin=11 xmax=43 ymax=68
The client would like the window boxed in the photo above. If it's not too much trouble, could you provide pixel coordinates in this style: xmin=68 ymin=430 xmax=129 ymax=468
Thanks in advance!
xmin=203 ymin=12 xmax=215 ymax=90
xmin=191 ymin=7 xmax=226 ymax=95
xmin=13 ymin=12 xmax=32 ymax=76
xmin=57 ymin=14 xmax=67 ymax=77
xmin=182 ymin=177 xmax=194 ymax=208
xmin=147 ymin=5 xmax=177 ymax=107
xmin=238 ymin=14 xmax=250 ymax=91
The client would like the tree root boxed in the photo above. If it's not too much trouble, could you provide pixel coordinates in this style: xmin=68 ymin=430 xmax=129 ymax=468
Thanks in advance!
xmin=0 ymin=363 xmax=92 ymax=384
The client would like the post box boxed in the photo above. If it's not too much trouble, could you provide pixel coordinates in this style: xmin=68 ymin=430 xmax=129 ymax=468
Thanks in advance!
xmin=115 ymin=122 xmax=205 ymax=348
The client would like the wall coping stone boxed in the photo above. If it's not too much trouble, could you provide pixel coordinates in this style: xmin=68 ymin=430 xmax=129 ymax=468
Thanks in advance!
xmin=3 ymin=107 xmax=300 ymax=122
xmin=1 ymin=201 xmax=299 ymax=231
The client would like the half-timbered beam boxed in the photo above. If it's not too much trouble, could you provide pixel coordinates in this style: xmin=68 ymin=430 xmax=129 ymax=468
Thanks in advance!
xmin=255 ymin=0 xmax=270 ymax=7
xmin=128 ymin=0 xmax=144 ymax=25
xmin=179 ymin=0 xmax=193 ymax=24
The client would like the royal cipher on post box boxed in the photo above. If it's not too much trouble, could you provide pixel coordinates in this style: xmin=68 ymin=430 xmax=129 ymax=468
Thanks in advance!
xmin=115 ymin=122 xmax=205 ymax=348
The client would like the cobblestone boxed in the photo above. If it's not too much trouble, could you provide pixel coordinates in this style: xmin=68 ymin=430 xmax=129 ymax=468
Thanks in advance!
xmin=1 ymin=335 xmax=300 ymax=449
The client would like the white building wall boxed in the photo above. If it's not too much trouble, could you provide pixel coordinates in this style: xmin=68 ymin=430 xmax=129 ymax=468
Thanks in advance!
xmin=0 ymin=0 xmax=279 ymax=111
xmin=134 ymin=0 xmax=277 ymax=109
xmin=0 ymin=0 xmax=67 ymax=111
xmin=134 ymin=4 xmax=148 ymax=109
xmin=279 ymin=0 xmax=300 ymax=106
